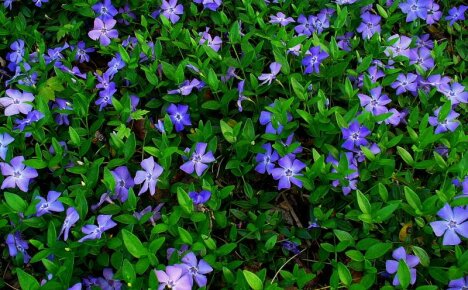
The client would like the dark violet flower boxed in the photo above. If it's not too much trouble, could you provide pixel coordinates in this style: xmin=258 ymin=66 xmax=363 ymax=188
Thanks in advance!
xmin=181 ymin=252 xmax=213 ymax=288
xmin=385 ymin=34 xmax=411 ymax=58
xmin=97 ymin=268 xmax=122 ymax=290
xmin=358 ymin=86 xmax=391 ymax=116
xmin=161 ymin=0 xmax=184 ymax=24
xmin=36 ymin=191 xmax=64 ymax=217
xmin=78 ymin=214 xmax=117 ymax=242
xmin=357 ymin=12 xmax=381 ymax=39
xmin=430 ymin=204 xmax=468 ymax=245
xmin=92 ymin=0 xmax=118 ymax=20
xmin=0 ymin=89 xmax=34 ymax=116
xmin=269 ymin=12 xmax=294 ymax=26
xmin=428 ymin=107 xmax=459 ymax=134
xmin=385 ymin=108 xmax=408 ymax=126
xmin=295 ymin=15 xmax=314 ymax=36
xmin=255 ymin=143 xmax=279 ymax=175
xmin=337 ymin=32 xmax=354 ymax=51
xmin=341 ymin=121 xmax=371 ymax=151
xmin=434 ymin=145 xmax=449 ymax=157
xmin=426 ymin=1 xmax=442 ymax=24
xmin=118 ymin=4 xmax=136 ymax=25
xmin=88 ymin=18 xmax=118 ymax=47
xmin=312 ymin=12 xmax=330 ymax=34
xmin=446 ymin=5 xmax=468 ymax=26
xmin=386 ymin=247 xmax=420 ymax=286
xmin=189 ymin=190 xmax=211 ymax=205
xmin=399 ymin=0 xmax=429 ymax=22
xmin=52 ymin=98 xmax=72 ymax=126
xmin=44 ymin=45 xmax=68 ymax=66
xmin=271 ymin=156 xmax=306 ymax=190
xmin=14 ymin=110 xmax=44 ymax=132
xmin=167 ymin=245 xmax=190 ymax=261
xmin=6 ymin=232 xmax=30 ymax=263
xmin=3 ymin=0 xmax=13 ymax=10
xmin=167 ymin=104 xmax=191 ymax=132
xmin=448 ymin=276 xmax=468 ymax=290
xmin=358 ymin=65 xmax=385 ymax=87
xmin=134 ymin=204 xmax=164 ymax=225
xmin=106 ymin=53 xmax=126 ymax=77
xmin=302 ymin=46 xmax=329 ymax=74
xmin=83 ymin=276 xmax=99 ymax=289
xmin=409 ymin=47 xmax=434 ymax=71
xmin=59 ymin=207 xmax=79 ymax=241
xmin=258 ymin=62 xmax=281 ymax=86
xmin=8 ymin=39 xmax=25 ymax=64
xmin=236 ymin=80 xmax=249 ymax=112
xmin=33 ymin=0 xmax=48 ymax=7
xmin=353 ymin=143 xmax=381 ymax=163
xmin=0 ymin=156 xmax=38 ymax=192
xmin=193 ymin=0 xmax=222 ymax=11
xmin=74 ymin=41 xmax=94 ymax=63
xmin=415 ymin=34 xmax=433 ymax=49
xmin=199 ymin=28 xmax=222 ymax=52
xmin=423 ymin=74 xmax=451 ymax=91
xmin=95 ymin=88 xmax=116 ymax=111
xmin=391 ymin=73 xmax=419 ymax=95
xmin=134 ymin=156 xmax=163 ymax=196
xmin=180 ymin=142 xmax=215 ymax=176
xmin=327 ymin=153 xmax=359 ymax=195
xmin=156 ymin=265 xmax=193 ymax=290
xmin=221 ymin=67 xmax=239 ymax=82
xmin=439 ymin=83 xmax=468 ymax=105
xmin=0 ymin=133 xmax=14 ymax=160
xmin=282 ymin=241 xmax=300 ymax=254
xmin=111 ymin=166 xmax=134 ymax=202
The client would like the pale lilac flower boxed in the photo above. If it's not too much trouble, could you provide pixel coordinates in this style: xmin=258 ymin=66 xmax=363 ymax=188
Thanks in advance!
xmin=181 ymin=252 xmax=213 ymax=287
xmin=423 ymin=74 xmax=451 ymax=91
xmin=0 ymin=89 xmax=34 ymax=116
xmin=271 ymin=156 xmax=306 ymax=190
xmin=269 ymin=12 xmax=294 ymax=26
xmin=134 ymin=157 xmax=163 ymax=196
xmin=294 ymin=15 xmax=314 ymax=36
xmin=14 ymin=110 xmax=44 ymax=132
xmin=385 ymin=108 xmax=408 ymax=126
xmin=180 ymin=143 xmax=215 ymax=176
xmin=155 ymin=265 xmax=193 ymax=290
xmin=188 ymin=190 xmax=211 ymax=205
xmin=97 ymin=268 xmax=122 ymax=290
xmin=236 ymin=80 xmax=248 ymax=112
xmin=6 ymin=232 xmax=30 ymax=263
xmin=287 ymin=44 xmax=301 ymax=56
xmin=429 ymin=107 xmax=460 ymax=134
xmin=426 ymin=2 xmax=441 ymax=24
xmin=106 ymin=53 xmax=126 ymax=77
xmin=357 ymin=12 xmax=381 ymax=39
xmin=134 ymin=204 xmax=164 ymax=225
xmin=409 ymin=47 xmax=434 ymax=71
xmin=0 ymin=133 xmax=14 ymax=160
xmin=415 ymin=34 xmax=433 ymax=49
xmin=430 ymin=204 xmax=468 ymax=245
xmin=0 ymin=156 xmax=38 ymax=192
xmin=59 ymin=207 xmax=79 ymax=241
xmin=36 ymin=191 xmax=64 ymax=217
xmin=385 ymin=247 xmax=420 ymax=286
xmin=385 ymin=34 xmax=412 ymax=58
xmin=399 ymin=0 xmax=429 ymax=22
xmin=221 ymin=67 xmax=239 ymax=82
xmin=258 ymin=62 xmax=281 ymax=85
xmin=199 ymin=28 xmax=222 ymax=52
xmin=439 ymin=83 xmax=468 ymax=105
xmin=3 ymin=0 xmax=13 ymax=10
xmin=391 ymin=73 xmax=419 ymax=95
xmin=358 ymin=86 xmax=391 ymax=116
xmin=193 ymin=0 xmax=222 ymax=11
xmin=255 ymin=143 xmax=279 ymax=175
xmin=312 ymin=12 xmax=330 ymax=34
xmin=161 ymin=0 xmax=184 ymax=24
xmin=88 ymin=18 xmax=119 ymax=46
xmin=8 ymin=39 xmax=25 ymax=64
xmin=78 ymin=215 xmax=117 ymax=242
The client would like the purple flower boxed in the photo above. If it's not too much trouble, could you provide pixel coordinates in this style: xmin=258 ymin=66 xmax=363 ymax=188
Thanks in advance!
xmin=258 ymin=62 xmax=281 ymax=86
xmin=193 ymin=0 xmax=222 ymax=11
xmin=52 ymin=98 xmax=72 ymax=126
xmin=167 ymin=245 xmax=190 ymax=261
xmin=167 ymin=104 xmax=191 ymax=132
xmin=95 ymin=88 xmax=116 ymax=111
xmin=391 ymin=73 xmax=419 ymax=95
xmin=92 ymin=0 xmax=118 ymax=20
xmin=271 ymin=156 xmax=306 ymax=190
xmin=358 ymin=65 xmax=385 ymax=87
xmin=118 ymin=4 xmax=136 ymax=25
xmin=426 ymin=1 xmax=441 ymax=24
xmin=111 ymin=166 xmax=135 ymax=202
xmin=134 ymin=157 xmax=163 ymax=196
xmin=3 ymin=0 xmax=13 ymax=10
xmin=33 ymin=0 xmax=48 ymax=7
xmin=415 ymin=34 xmax=433 ymax=49
xmin=386 ymin=247 xmax=420 ymax=286
xmin=199 ymin=28 xmax=222 ymax=52
xmin=59 ymin=207 xmax=79 ymax=241
xmin=44 ymin=45 xmax=68 ymax=66
xmin=385 ymin=34 xmax=411 ymax=58
xmin=14 ymin=110 xmax=44 ymax=132
xmin=259 ymin=104 xmax=292 ymax=135
xmin=439 ymin=83 xmax=468 ymax=105
xmin=168 ymin=79 xmax=202 ymax=95
xmin=430 ymin=204 xmax=468 ymax=246
xmin=6 ymin=232 xmax=30 ymax=263
xmin=337 ymin=32 xmax=354 ymax=51
xmin=428 ymin=107 xmax=459 ymax=134
xmin=357 ymin=12 xmax=381 ymax=39
xmin=0 ymin=133 xmax=14 ymax=160
xmin=0 ymin=89 xmax=34 ymax=116
xmin=255 ymin=143 xmax=279 ymax=175
xmin=358 ymin=86 xmax=391 ymax=116
xmin=180 ymin=143 xmax=215 ymax=176
xmin=446 ymin=5 xmax=468 ymax=26
xmin=409 ymin=47 xmax=434 ymax=71
xmin=78 ymin=214 xmax=117 ymax=242
xmin=8 ymin=39 xmax=25 ymax=64
xmin=0 ymin=156 xmax=38 ymax=192
xmin=341 ymin=121 xmax=371 ymax=151
xmin=353 ymin=143 xmax=381 ymax=163
xmin=282 ymin=241 xmax=300 ymax=254
xmin=36 ymin=191 xmax=64 ymax=217
xmin=312 ymin=12 xmax=330 ymax=34
xmin=423 ymin=74 xmax=451 ymax=91
xmin=97 ymin=268 xmax=122 ymax=290
xmin=399 ymin=0 xmax=429 ymax=22
xmin=236 ymin=80 xmax=248 ymax=112
xmin=385 ymin=108 xmax=408 ymax=126
xmin=181 ymin=252 xmax=213 ymax=287
xmin=287 ymin=44 xmax=301 ymax=56
xmin=221 ymin=67 xmax=239 ymax=82
xmin=302 ymin=46 xmax=329 ymax=74
xmin=294 ymin=15 xmax=314 ymax=36
xmin=269 ymin=12 xmax=294 ymax=26
xmin=161 ymin=0 xmax=184 ymax=24
xmin=88 ymin=18 xmax=118 ymax=46
xmin=327 ymin=153 xmax=359 ymax=195
xmin=106 ymin=53 xmax=126 ymax=77
xmin=134 ymin=204 xmax=164 ymax=225
xmin=155 ymin=265 xmax=193 ymax=290
xmin=448 ymin=276 xmax=468 ymax=290
xmin=188 ymin=190 xmax=211 ymax=205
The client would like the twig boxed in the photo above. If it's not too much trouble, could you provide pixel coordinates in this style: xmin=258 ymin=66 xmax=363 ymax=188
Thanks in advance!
xmin=271 ymin=247 xmax=307 ymax=284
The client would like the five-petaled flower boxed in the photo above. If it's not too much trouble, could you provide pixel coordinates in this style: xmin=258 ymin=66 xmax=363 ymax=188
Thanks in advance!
xmin=161 ymin=0 xmax=184 ymax=24
xmin=78 ymin=214 xmax=117 ymax=242
xmin=180 ymin=142 xmax=215 ymax=176
xmin=155 ymin=265 xmax=193 ymax=290
xmin=302 ymin=46 xmax=329 ymax=74
xmin=255 ymin=143 xmax=279 ymax=175
xmin=88 ymin=18 xmax=119 ymax=46
xmin=188 ymin=190 xmax=211 ymax=205
xmin=6 ymin=232 xmax=30 ymax=263
xmin=0 ymin=89 xmax=35 ymax=116
xmin=167 ymin=104 xmax=192 ymax=132
xmin=385 ymin=246 xmax=420 ymax=286
xmin=358 ymin=86 xmax=391 ymax=116
xmin=36 ymin=190 xmax=64 ymax=217
xmin=341 ymin=121 xmax=371 ymax=151
xmin=134 ymin=157 xmax=163 ymax=196
xmin=0 ymin=156 xmax=38 ymax=192
xmin=258 ymin=62 xmax=282 ymax=86
xmin=181 ymin=252 xmax=213 ymax=287
xmin=430 ymin=203 xmax=468 ymax=246
xmin=271 ymin=156 xmax=306 ymax=190
xmin=59 ymin=207 xmax=80 ymax=241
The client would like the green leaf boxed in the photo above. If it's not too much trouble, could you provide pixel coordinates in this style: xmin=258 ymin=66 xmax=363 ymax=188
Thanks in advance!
xmin=122 ymin=259 xmax=136 ymax=284
xmin=177 ymin=187 xmax=193 ymax=214
xmin=404 ymin=186 xmax=422 ymax=213
xmin=397 ymin=146 xmax=414 ymax=165
xmin=17 ymin=269 xmax=40 ymax=290
xmin=124 ymin=133 xmax=136 ymax=160
xmin=397 ymin=259 xmax=411 ymax=289
xmin=337 ymin=262 xmax=352 ymax=286
xmin=216 ymin=243 xmax=237 ymax=255
xmin=243 ymin=270 xmax=263 ymax=290
xmin=68 ymin=126 xmax=81 ymax=146
xmin=24 ymin=158 xmax=48 ymax=169
xmin=412 ymin=246 xmax=430 ymax=267
xmin=356 ymin=190 xmax=371 ymax=215
xmin=122 ymin=229 xmax=147 ymax=258
xmin=4 ymin=192 xmax=28 ymax=212
xmin=365 ymin=243 xmax=392 ymax=260
xmin=264 ymin=235 xmax=277 ymax=250
xmin=177 ymin=227 xmax=193 ymax=245
xmin=220 ymin=120 xmax=236 ymax=143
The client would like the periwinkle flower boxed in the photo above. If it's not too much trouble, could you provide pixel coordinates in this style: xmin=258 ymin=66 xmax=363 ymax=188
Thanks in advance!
xmin=255 ymin=143 xmax=279 ymax=175
xmin=439 ymin=83 xmax=468 ymax=105
xmin=33 ymin=0 xmax=48 ymax=7
xmin=337 ymin=32 xmax=354 ymax=51
xmin=167 ymin=104 xmax=191 ymax=132
xmin=199 ymin=28 xmax=222 ymax=52
xmin=78 ymin=215 xmax=117 ymax=242
xmin=221 ymin=67 xmax=239 ymax=82
xmin=111 ymin=166 xmax=134 ymax=202
xmin=14 ymin=110 xmax=44 ymax=132
xmin=161 ymin=0 xmax=184 ymax=24
xmin=399 ymin=0 xmax=429 ymax=22
xmin=448 ymin=276 xmax=468 ymax=290
xmin=106 ymin=53 xmax=125 ymax=77
xmin=430 ymin=204 xmax=468 ymax=245
xmin=415 ymin=34 xmax=433 ymax=49
xmin=6 ymin=232 xmax=30 ymax=263
xmin=181 ymin=252 xmax=213 ymax=287
xmin=95 ymin=88 xmax=116 ymax=111
xmin=358 ymin=65 xmax=385 ymax=87
xmin=88 ymin=18 xmax=119 ymax=46
xmin=59 ymin=207 xmax=79 ymax=241
xmin=446 ymin=5 xmax=468 ymax=26
xmin=258 ymin=62 xmax=281 ymax=86
xmin=353 ymin=143 xmax=381 ymax=163
xmin=302 ymin=46 xmax=329 ymax=74
xmin=327 ymin=153 xmax=359 ymax=195
xmin=168 ymin=79 xmax=202 ymax=95
xmin=0 ymin=133 xmax=14 ymax=160
xmin=357 ymin=12 xmax=381 ymax=39
xmin=385 ymin=34 xmax=411 ymax=58
xmin=36 ymin=191 xmax=64 ymax=217
xmin=134 ymin=157 xmax=163 ymax=196
xmin=236 ymin=80 xmax=248 ymax=112
xmin=287 ymin=44 xmax=301 ymax=56
xmin=74 ymin=41 xmax=94 ymax=63
xmin=428 ymin=107 xmax=459 ymax=134
xmin=0 ymin=89 xmax=34 ymax=116
xmin=180 ymin=143 xmax=215 ymax=176
xmin=118 ymin=4 xmax=136 ymax=25
xmin=425 ymin=1 xmax=441 ymax=24
xmin=97 ymin=268 xmax=122 ymax=290
xmin=391 ymin=73 xmax=419 ymax=95
xmin=282 ymin=241 xmax=300 ymax=254
xmin=294 ymin=15 xmax=314 ymax=36
xmin=134 ymin=204 xmax=164 ymax=225
xmin=155 ymin=265 xmax=193 ymax=290
xmin=52 ymin=98 xmax=72 ymax=126
xmin=92 ymin=0 xmax=118 ymax=20
xmin=271 ymin=156 xmax=306 ymax=190
xmin=385 ymin=108 xmax=408 ymax=126
xmin=0 ymin=156 xmax=38 ymax=192
xmin=312 ymin=12 xmax=330 ymax=34
xmin=189 ymin=190 xmax=211 ymax=205
xmin=8 ymin=39 xmax=25 ymax=64
xmin=409 ymin=47 xmax=434 ymax=71
xmin=341 ymin=121 xmax=371 ymax=151
xmin=423 ymin=74 xmax=451 ymax=91
xmin=385 ymin=247 xmax=420 ymax=286
xmin=269 ymin=12 xmax=294 ymax=26
xmin=3 ymin=0 xmax=13 ymax=10
xmin=358 ymin=86 xmax=391 ymax=116
xmin=193 ymin=0 xmax=222 ymax=11
xmin=167 ymin=245 xmax=190 ymax=261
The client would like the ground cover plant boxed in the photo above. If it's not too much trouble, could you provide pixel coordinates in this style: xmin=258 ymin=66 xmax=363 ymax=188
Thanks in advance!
xmin=0 ymin=0 xmax=467 ymax=289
